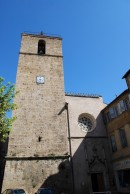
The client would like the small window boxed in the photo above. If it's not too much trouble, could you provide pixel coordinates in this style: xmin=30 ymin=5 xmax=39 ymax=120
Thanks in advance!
xmin=110 ymin=135 xmax=117 ymax=152
xmin=38 ymin=40 xmax=46 ymax=55
xmin=109 ymin=107 xmax=117 ymax=119
xmin=119 ymin=129 xmax=128 ymax=148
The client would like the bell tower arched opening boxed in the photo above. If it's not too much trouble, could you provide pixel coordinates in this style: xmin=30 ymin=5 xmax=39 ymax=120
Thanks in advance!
xmin=38 ymin=39 xmax=46 ymax=55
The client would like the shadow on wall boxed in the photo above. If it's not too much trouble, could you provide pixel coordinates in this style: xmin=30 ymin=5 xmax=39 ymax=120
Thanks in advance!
xmin=40 ymin=160 xmax=73 ymax=194
xmin=35 ymin=114 xmax=112 ymax=194
xmin=0 ymin=109 xmax=115 ymax=194
xmin=37 ymin=112 xmax=114 ymax=194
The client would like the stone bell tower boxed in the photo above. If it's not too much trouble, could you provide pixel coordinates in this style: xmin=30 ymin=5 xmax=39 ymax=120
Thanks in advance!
xmin=2 ymin=33 xmax=71 ymax=194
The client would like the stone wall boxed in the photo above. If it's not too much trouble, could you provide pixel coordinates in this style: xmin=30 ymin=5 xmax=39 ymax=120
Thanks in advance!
xmin=65 ymin=95 xmax=112 ymax=194
xmin=3 ymin=159 xmax=72 ymax=194
xmin=2 ymin=34 xmax=71 ymax=194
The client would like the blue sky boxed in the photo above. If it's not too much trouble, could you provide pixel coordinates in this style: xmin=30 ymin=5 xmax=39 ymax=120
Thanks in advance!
xmin=0 ymin=0 xmax=130 ymax=104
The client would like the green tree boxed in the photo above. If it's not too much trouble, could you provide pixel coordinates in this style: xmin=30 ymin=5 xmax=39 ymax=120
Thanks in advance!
xmin=0 ymin=77 xmax=17 ymax=142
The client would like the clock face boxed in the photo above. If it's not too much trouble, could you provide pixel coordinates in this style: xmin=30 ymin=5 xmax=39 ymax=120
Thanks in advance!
xmin=36 ymin=76 xmax=44 ymax=84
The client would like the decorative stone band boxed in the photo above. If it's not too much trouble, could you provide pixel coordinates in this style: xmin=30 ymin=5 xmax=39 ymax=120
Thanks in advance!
xmin=4 ymin=155 xmax=70 ymax=161
xmin=19 ymin=52 xmax=63 ymax=58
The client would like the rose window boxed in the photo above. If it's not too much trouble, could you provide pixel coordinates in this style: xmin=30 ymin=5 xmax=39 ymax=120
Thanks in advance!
xmin=78 ymin=113 xmax=96 ymax=133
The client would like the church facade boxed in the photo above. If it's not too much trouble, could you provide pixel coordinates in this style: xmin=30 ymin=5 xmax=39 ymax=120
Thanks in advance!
xmin=1 ymin=33 xmax=113 ymax=194
xmin=65 ymin=94 xmax=113 ymax=194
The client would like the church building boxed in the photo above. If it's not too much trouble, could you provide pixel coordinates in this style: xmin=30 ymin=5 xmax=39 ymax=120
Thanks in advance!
xmin=1 ymin=33 xmax=113 ymax=194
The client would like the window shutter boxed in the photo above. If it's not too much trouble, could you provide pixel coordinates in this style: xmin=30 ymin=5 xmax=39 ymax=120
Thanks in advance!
xmin=110 ymin=135 xmax=117 ymax=152
xmin=117 ymin=103 xmax=122 ymax=114
xmin=119 ymin=129 xmax=128 ymax=148
xmin=109 ymin=107 xmax=117 ymax=119
xmin=119 ymin=100 xmax=126 ymax=112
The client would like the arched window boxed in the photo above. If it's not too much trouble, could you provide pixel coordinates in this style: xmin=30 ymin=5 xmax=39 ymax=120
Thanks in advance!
xmin=38 ymin=40 xmax=46 ymax=55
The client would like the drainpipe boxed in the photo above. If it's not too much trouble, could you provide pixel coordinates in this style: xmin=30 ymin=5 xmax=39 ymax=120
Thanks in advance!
xmin=65 ymin=102 xmax=75 ymax=194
